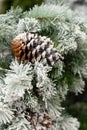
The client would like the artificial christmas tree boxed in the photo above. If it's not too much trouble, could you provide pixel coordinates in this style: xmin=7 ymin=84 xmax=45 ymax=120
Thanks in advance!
xmin=0 ymin=1 xmax=87 ymax=130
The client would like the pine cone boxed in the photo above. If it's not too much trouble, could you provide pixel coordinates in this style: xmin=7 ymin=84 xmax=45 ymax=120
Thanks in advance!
xmin=25 ymin=110 xmax=52 ymax=130
xmin=11 ymin=33 xmax=62 ymax=66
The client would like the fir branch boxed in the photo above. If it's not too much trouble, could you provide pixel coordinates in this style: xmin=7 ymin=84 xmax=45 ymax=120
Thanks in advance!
xmin=34 ymin=62 xmax=56 ymax=108
xmin=70 ymin=77 xmax=85 ymax=95
xmin=17 ymin=17 xmax=41 ymax=33
xmin=7 ymin=114 xmax=31 ymax=130
xmin=23 ymin=91 xmax=39 ymax=112
xmin=48 ymin=96 xmax=64 ymax=120
xmin=57 ymin=115 xmax=80 ymax=130
xmin=4 ymin=60 xmax=33 ymax=102
xmin=0 ymin=7 xmax=22 ymax=52
xmin=0 ymin=102 xmax=13 ymax=124
xmin=24 ymin=4 xmax=71 ymax=20
xmin=44 ymin=0 xmax=65 ymax=4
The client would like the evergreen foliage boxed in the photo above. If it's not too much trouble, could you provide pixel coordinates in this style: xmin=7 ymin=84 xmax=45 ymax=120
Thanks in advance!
xmin=0 ymin=1 xmax=87 ymax=130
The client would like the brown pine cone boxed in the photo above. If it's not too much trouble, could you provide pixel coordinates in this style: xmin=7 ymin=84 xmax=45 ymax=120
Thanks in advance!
xmin=25 ymin=110 xmax=52 ymax=130
xmin=11 ymin=33 xmax=62 ymax=66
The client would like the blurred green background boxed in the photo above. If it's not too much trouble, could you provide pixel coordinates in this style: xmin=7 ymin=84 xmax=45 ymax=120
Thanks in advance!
xmin=0 ymin=0 xmax=42 ymax=13
xmin=0 ymin=0 xmax=87 ymax=130
xmin=68 ymin=102 xmax=87 ymax=130
xmin=65 ymin=85 xmax=87 ymax=130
